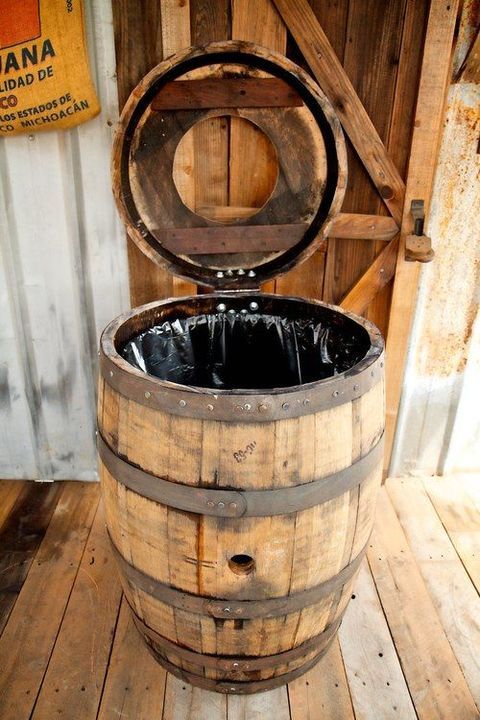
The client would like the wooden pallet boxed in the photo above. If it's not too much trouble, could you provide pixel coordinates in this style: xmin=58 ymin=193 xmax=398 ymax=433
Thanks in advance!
xmin=0 ymin=476 xmax=479 ymax=719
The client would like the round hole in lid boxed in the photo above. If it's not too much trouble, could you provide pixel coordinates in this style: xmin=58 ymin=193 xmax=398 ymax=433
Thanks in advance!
xmin=173 ymin=115 xmax=279 ymax=224
xmin=228 ymin=554 xmax=256 ymax=576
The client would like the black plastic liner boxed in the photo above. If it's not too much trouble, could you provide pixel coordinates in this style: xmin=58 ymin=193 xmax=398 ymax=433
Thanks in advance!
xmin=121 ymin=309 xmax=370 ymax=390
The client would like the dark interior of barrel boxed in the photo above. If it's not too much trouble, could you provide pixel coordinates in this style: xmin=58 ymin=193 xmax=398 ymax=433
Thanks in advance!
xmin=119 ymin=296 xmax=371 ymax=391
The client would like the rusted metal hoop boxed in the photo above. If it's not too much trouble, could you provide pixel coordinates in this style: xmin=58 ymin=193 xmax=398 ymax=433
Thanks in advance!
xmin=98 ymin=430 xmax=383 ymax=517
xmin=110 ymin=534 xmax=367 ymax=619
xmin=145 ymin=641 xmax=332 ymax=694
xmin=130 ymin=603 xmax=341 ymax=672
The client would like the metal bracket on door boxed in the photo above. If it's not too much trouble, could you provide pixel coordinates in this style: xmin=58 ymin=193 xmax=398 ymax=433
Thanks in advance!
xmin=405 ymin=199 xmax=434 ymax=263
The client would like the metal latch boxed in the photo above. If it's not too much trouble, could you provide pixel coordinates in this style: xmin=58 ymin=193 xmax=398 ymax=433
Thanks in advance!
xmin=405 ymin=199 xmax=434 ymax=263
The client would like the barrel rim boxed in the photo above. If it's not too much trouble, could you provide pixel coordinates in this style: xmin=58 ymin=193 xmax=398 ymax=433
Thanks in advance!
xmin=99 ymin=293 xmax=384 ymax=421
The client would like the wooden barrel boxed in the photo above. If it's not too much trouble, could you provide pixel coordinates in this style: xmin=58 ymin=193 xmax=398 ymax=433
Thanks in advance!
xmin=98 ymin=293 xmax=384 ymax=694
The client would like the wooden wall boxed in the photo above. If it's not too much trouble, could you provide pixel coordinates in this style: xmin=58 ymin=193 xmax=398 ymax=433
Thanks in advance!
xmin=112 ymin=0 xmax=429 ymax=338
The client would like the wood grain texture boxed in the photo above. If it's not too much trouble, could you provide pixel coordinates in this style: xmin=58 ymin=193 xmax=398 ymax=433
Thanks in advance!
xmin=112 ymin=0 xmax=200 ymax=301
xmin=189 ymin=0 xmax=231 ymax=290
xmin=157 ymin=223 xmax=307 ymax=254
xmin=311 ymin=0 xmax=408 ymax=341
xmin=288 ymin=638 xmax=355 ymax=720
xmin=112 ymin=0 xmax=172 ymax=306
xmin=98 ymin=314 xmax=384 ymax=689
xmin=366 ymin=0 xmax=430 ymax=336
xmin=330 ymin=0 xmax=407 ymax=336
xmin=231 ymin=0 xmax=287 ymax=295
xmin=97 ymin=598 xmax=167 ymax=720
xmin=339 ymin=561 xmax=416 ymax=720
xmin=229 ymin=686 xmax=289 ymax=719
xmin=387 ymin=477 xmax=480 ymax=707
xmin=341 ymin=236 xmax=399 ymax=314
xmin=0 ymin=483 xmax=99 ymax=720
xmin=0 ymin=482 xmax=61 ymax=636
xmin=327 ymin=213 xmax=399 ymax=242
xmin=0 ymin=481 xmax=24 ymax=531
xmin=160 ymin=0 xmax=197 ymax=298
xmin=109 ymin=0 xmax=431 ymax=414
xmin=152 ymin=78 xmax=302 ymax=110
xmin=276 ymin=2 xmax=349 ymax=300
xmin=1 ymin=475 xmax=480 ymax=714
xmin=368 ymin=489 xmax=479 ymax=720
xmin=163 ymin=675 xmax=227 ymax=719
xmin=31 ymin=502 xmax=122 ymax=720
xmin=112 ymin=43 xmax=345 ymax=290
xmin=385 ymin=0 xmax=461 ymax=469
xmin=424 ymin=476 xmax=480 ymax=594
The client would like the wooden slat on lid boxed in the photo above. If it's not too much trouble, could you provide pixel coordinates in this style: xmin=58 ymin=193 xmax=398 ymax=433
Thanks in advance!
xmin=151 ymin=78 xmax=303 ymax=110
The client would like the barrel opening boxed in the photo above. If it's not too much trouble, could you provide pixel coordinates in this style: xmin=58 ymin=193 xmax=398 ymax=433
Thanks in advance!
xmin=228 ymin=554 xmax=256 ymax=576
xmin=118 ymin=296 xmax=375 ymax=391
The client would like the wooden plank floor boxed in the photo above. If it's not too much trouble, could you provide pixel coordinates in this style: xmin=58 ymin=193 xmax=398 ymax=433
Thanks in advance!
xmin=0 ymin=476 xmax=479 ymax=720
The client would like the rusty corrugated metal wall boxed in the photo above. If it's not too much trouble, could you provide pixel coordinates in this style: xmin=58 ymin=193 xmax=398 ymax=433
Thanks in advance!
xmin=0 ymin=3 xmax=129 ymax=480
xmin=390 ymin=1 xmax=480 ymax=476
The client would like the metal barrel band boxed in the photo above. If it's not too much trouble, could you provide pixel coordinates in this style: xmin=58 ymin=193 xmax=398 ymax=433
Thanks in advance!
xmin=97 ymin=431 xmax=384 ymax=518
xmin=145 ymin=641 xmax=332 ymax=694
xmin=129 ymin=601 xmax=341 ymax=671
xmin=100 ymin=343 xmax=384 ymax=422
xmin=110 ymin=534 xmax=367 ymax=619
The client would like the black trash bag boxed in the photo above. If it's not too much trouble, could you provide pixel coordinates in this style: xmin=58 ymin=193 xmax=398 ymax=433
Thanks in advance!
xmin=121 ymin=310 xmax=366 ymax=390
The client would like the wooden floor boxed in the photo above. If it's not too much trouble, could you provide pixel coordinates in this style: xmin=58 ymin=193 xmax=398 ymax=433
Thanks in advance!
xmin=0 ymin=477 xmax=479 ymax=720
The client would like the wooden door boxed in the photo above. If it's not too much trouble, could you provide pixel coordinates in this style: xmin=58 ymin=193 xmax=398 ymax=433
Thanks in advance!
xmin=112 ymin=0 xmax=460 ymax=466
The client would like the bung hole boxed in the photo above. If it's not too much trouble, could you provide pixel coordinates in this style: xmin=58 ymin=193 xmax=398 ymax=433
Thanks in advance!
xmin=228 ymin=553 xmax=255 ymax=576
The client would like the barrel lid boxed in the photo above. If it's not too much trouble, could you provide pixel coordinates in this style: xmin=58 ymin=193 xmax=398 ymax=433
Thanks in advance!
xmin=112 ymin=41 xmax=347 ymax=290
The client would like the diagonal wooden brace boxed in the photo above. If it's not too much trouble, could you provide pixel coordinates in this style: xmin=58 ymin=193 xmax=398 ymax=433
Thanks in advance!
xmin=270 ymin=0 xmax=406 ymax=225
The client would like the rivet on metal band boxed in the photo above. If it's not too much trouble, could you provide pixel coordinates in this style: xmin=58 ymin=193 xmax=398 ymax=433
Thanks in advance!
xmin=145 ymin=642 xmax=333 ymax=694
xmin=97 ymin=431 xmax=384 ymax=518
xmin=129 ymin=602 xmax=341 ymax=672
xmin=99 ymin=345 xmax=384 ymax=422
xmin=109 ymin=533 xmax=368 ymax=619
